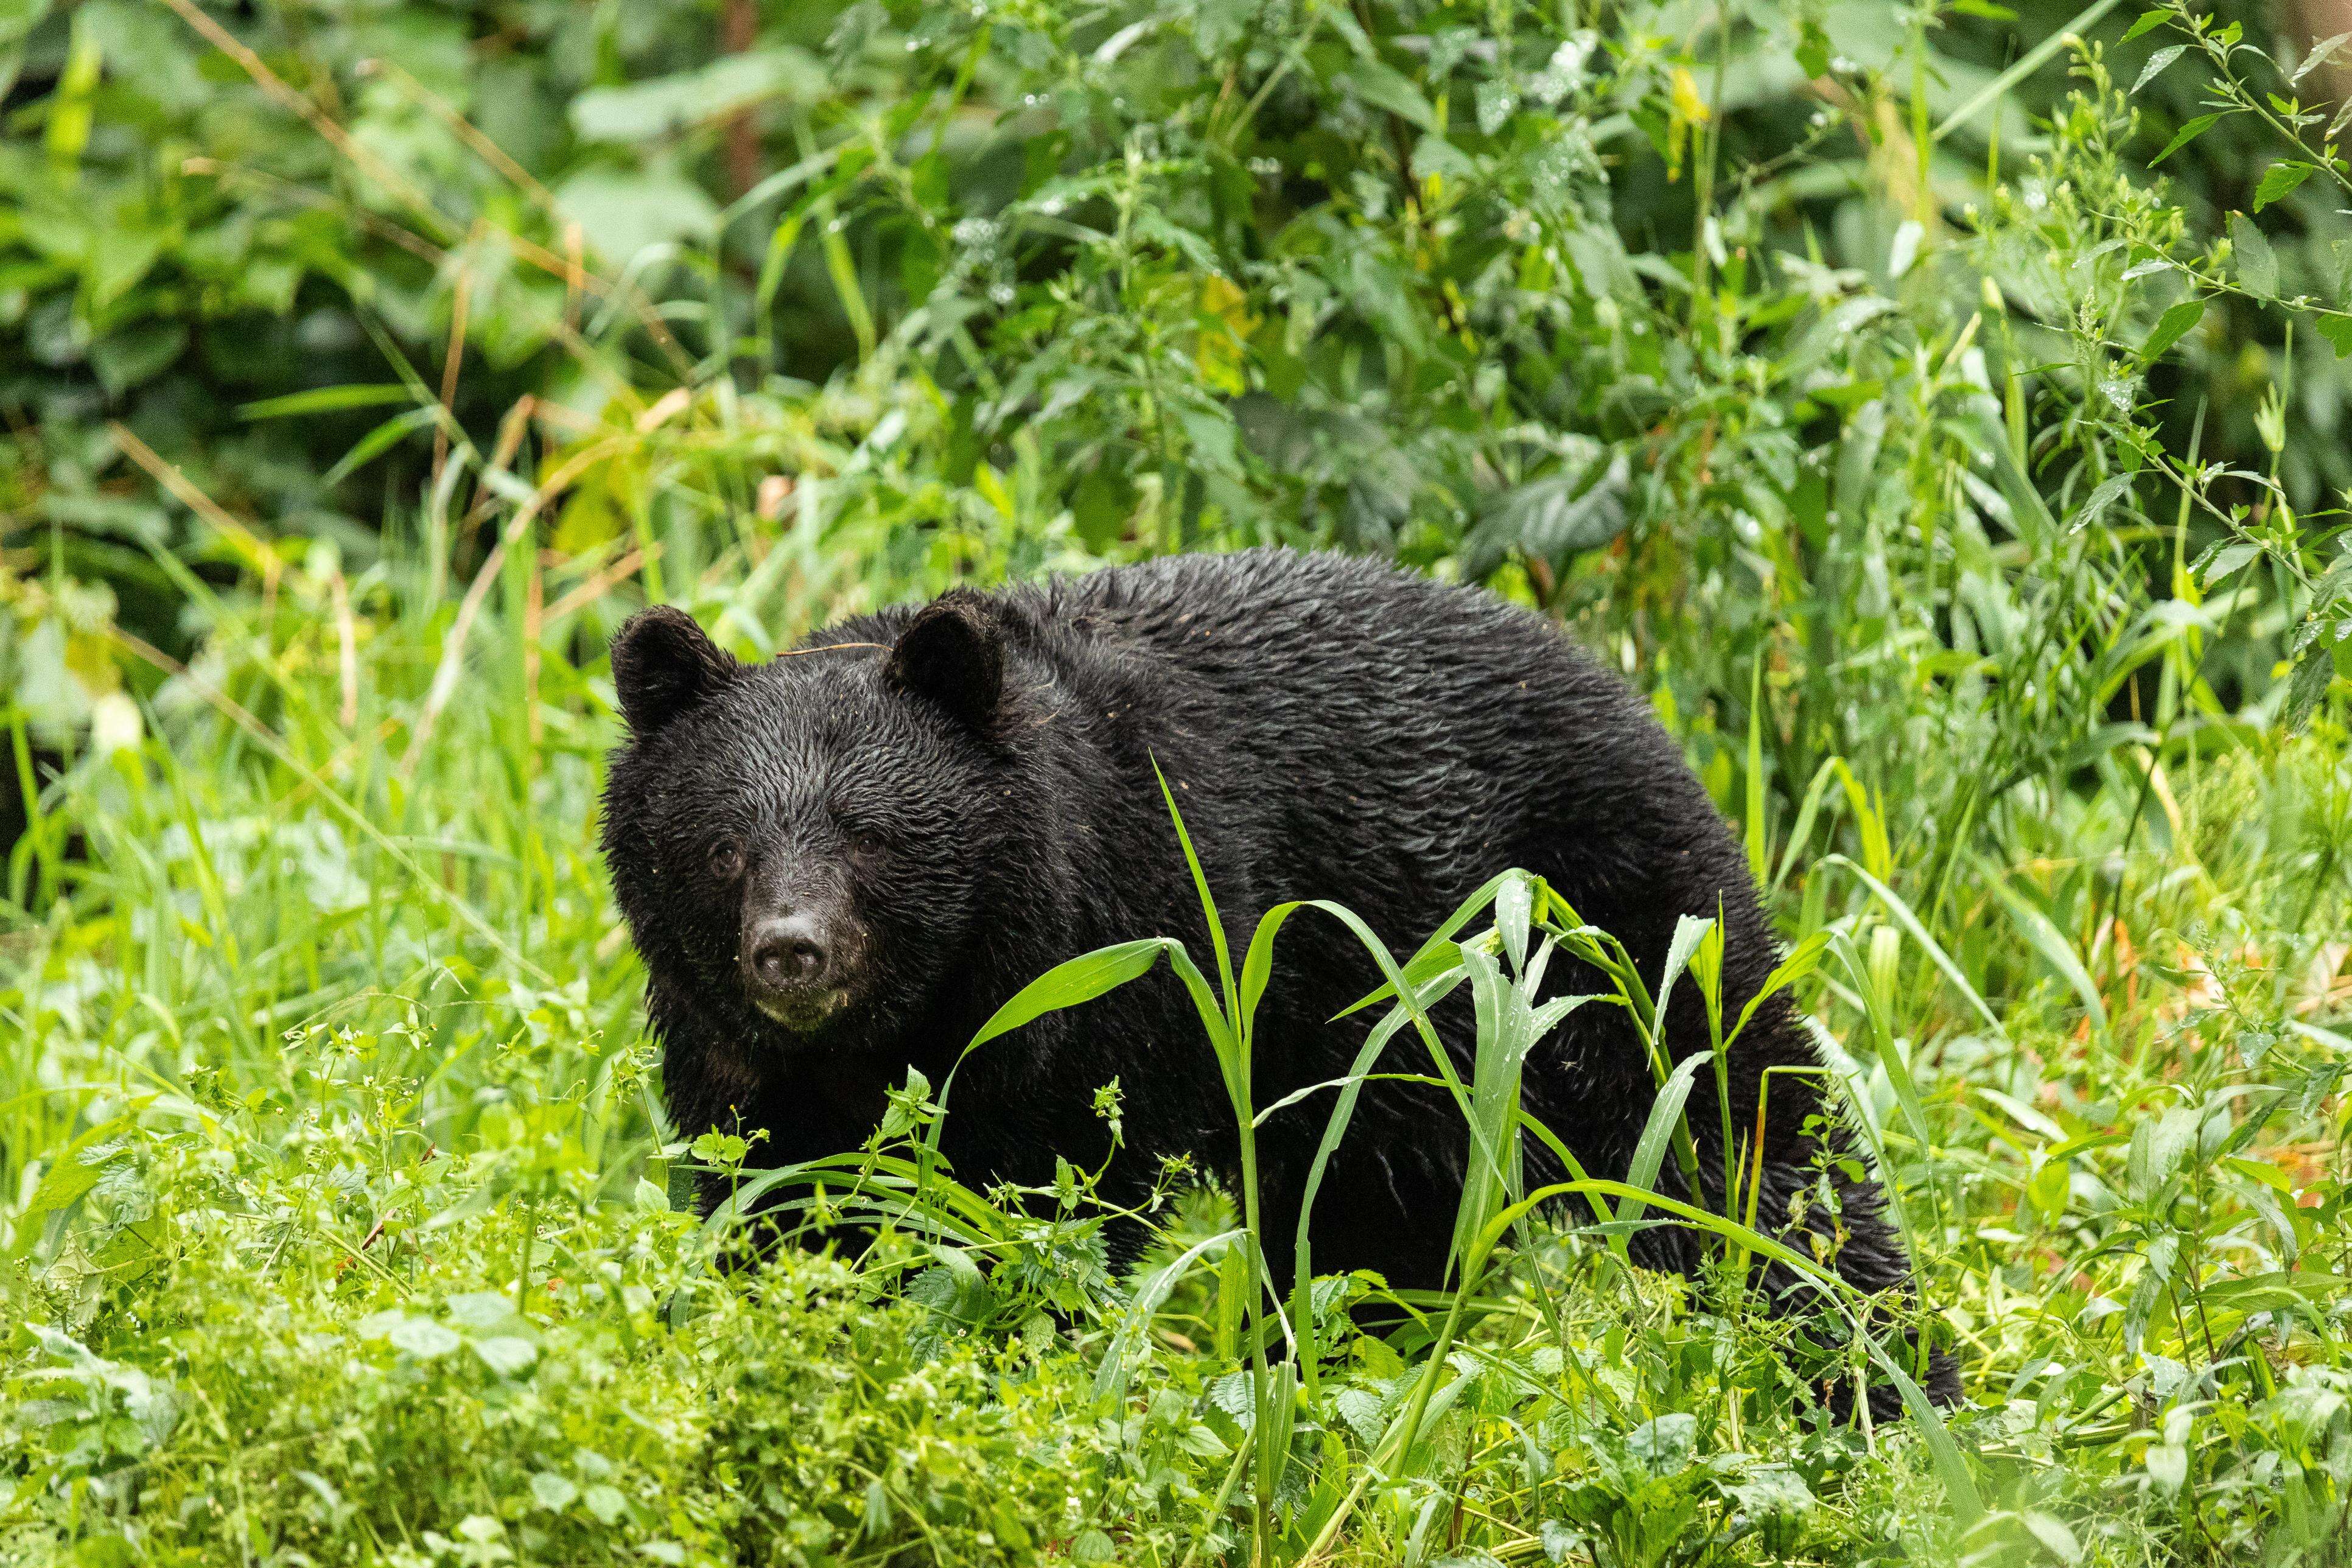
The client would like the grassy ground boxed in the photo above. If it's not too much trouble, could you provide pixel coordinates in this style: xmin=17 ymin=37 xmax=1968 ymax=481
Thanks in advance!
xmin=4 ymin=506 xmax=2348 ymax=1566
xmin=6 ymin=1 xmax=2352 ymax=1564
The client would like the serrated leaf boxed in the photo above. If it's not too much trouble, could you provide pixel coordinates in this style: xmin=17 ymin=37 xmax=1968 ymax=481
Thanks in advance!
xmin=2253 ymin=161 xmax=2315 ymax=213
xmin=1333 ymin=1386 xmax=1387 ymax=1444
xmin=2074 ymin=472 xmax=2138 ymax=530
xmin=2286 ymin=644 xmax=2337 ymax=730
xmin=2202 ymin=540 xmax=2261 ymax=586
xmin=2133 ymin=44 xmax=2186 ymax=95
xmin=2230 ymin=212 xmax=2280 ymax=297
xmin=2123 ymin=9 xmax=2171 ymax=43
xmin=2141 ymin=297 xmax=2205 ymax=360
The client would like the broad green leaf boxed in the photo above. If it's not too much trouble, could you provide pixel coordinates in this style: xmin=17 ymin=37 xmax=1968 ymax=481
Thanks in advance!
xmin=964 ymin=939 xmax=1169 ymax=1052
xmin=1341 ymin=59 xmax=1437 ymax=130
xmin=571 ymin=49 xmax=824 ymax=142
xmin=2140 ymin=297 xmax=2204 ymax=360
xmin=2150 ymin=112 xmax=2221 ymax=167
xmin=472 ymin=1335 xmax=539 ymax=1376
xmin=2285 ymin=643 xmax=2336 ymax=731
xmin=553 ymin=169 xmax=719 ymax=268
xmin=2229 ymin=212 xmax=2281 ymax=298
xmin=2253 ymin=161 xmax=2315 ymax=213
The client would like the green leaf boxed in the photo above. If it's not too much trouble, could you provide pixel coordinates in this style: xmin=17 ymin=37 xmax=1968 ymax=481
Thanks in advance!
xmin=239 ymin=385 xmax=414 ymax=421
xmin=321 ymin=406 xmax=440 ymax=486
xmin=964 ymin=939 xmax=1169 ymax=1052
xmin=91 ymin=322 xmax=187 ymax=396
xmin=2075 ymin=472 xmax=2138 ymax=528
xmin=571 ymin=49 xmax=825 ymax=142
xmin=1651 ymin=913 xmax=1715 ymax=1048
xmin=2253 ymin=161 xmax=2315 ymax=212
xmin=1987 ymin=877 xmax=2109 ymax=1037
xmin=2317 ymin=313 xmax=2352 ymax=359
xmin=1727 ymin=929 xmax=1831 ymax=1047
xmin=1091 ymin=1227 xmax=1246 ymax=1406
xmin=2293 ymin=30 xmax=2352 ymax=85
xmin=2140 ymin=297 xmax=2205 ymax=360
xmin=0 ymin=0 xmax=54 ymax=46
xmin=471 ymin=1335 xmax=539 ymax=1376
xmin=2122 ymin=8 xmax=2171 ymax=42
xmin=387 ymin=1317 xmax=462 ymax=1359
xmin=1342 ymin=59 xmax=1437 ymax=130
xmin=1794 ymin=21 xmax=1830 ymax=78
xmin=1615 ymin=1052 xmax=1708 ymax=1233
xmin=2286 ymin=643 xmax=2336 ymax=730
xmin=1825 ymin=856 xmax=2011 ymax=1043
xmin=553 ymin=169 xmax=719 ymax=269
xmin=1465 ymin=454 xmax=1631 ymax=579
xmin=2230 ymin=212 xmax=2281 ymax=298
xmin=26 ymin=1147 xmax=105 ymax=1216
xmin=2132 ymin=44 xmax=2186 ymax=94
xmin=1863 ymin=1343 xmax=1985 ymax=1527
xmin=2150 ymin=112 xmax=2221 ymax=167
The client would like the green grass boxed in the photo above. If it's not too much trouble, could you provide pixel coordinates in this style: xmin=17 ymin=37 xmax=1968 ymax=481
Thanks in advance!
xmin=4 ymin=514 xmax=2348 ymax=1564
xmin=7 ymin=0 xmax=2352 ymax=1563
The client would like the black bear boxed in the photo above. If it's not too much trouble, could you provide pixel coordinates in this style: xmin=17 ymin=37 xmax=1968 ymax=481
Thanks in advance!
xmin=601 ymin=548 xmax=1953 ymax=1402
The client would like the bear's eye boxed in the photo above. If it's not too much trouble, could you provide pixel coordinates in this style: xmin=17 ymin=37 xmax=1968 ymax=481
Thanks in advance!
xmin=847 ymin=828 xmax=886 ymax=860
xmin=708 ymin=840 xmax=745 ymax=881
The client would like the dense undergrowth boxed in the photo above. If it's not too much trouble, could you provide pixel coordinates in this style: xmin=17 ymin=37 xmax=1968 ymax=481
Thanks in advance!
xmin=7 ymin=0 xmax=2352 ymax=1564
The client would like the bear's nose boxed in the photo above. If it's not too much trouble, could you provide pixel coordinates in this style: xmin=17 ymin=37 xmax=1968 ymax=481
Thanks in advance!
xmin=746 ymin=914 xmax=828 ymax=990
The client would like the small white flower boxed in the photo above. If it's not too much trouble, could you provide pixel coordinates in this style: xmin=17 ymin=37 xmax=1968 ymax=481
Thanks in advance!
xmin=91 ymin=690 xmax=142 ymax=755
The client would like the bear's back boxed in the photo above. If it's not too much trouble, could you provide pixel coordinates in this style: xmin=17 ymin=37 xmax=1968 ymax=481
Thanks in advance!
xmin=985 ymin=549 xmax=1732 ymax=976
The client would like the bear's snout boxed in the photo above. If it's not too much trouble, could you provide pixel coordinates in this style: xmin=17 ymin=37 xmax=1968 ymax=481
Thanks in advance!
xmin=738 ymin=892 xmax=865 ymax=1031
xmin=748 ymin=912 xmax=829 ymax=987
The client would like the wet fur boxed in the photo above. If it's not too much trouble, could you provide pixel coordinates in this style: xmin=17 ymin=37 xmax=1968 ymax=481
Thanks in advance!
xmin=600 ymin=548 xmax=1956 ymax=1406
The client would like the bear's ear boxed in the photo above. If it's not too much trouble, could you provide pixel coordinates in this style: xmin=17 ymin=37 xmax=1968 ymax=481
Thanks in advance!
xmin=886 ymin=590 xmax=1003 ymax=730
xmin=610 ymin=606 xmax=738 ymax=734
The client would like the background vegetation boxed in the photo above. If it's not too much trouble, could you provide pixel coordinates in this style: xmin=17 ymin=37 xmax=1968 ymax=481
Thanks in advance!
xmin=5 ymin=0 xmax=2352 ymax=1563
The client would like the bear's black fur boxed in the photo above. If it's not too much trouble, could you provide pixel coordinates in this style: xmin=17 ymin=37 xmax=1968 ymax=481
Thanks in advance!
xmin=601 ymin=548 xmax=1955 ymax=1404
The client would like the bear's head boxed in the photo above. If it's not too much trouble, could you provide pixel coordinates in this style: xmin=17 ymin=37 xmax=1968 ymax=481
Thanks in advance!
xmin=599 ymin=593 xmax=1010 ymax=1054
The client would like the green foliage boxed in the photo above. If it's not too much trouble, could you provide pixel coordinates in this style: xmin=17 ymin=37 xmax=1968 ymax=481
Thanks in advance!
xmin=5 ymin=0 xmax=2352 ymax=1564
